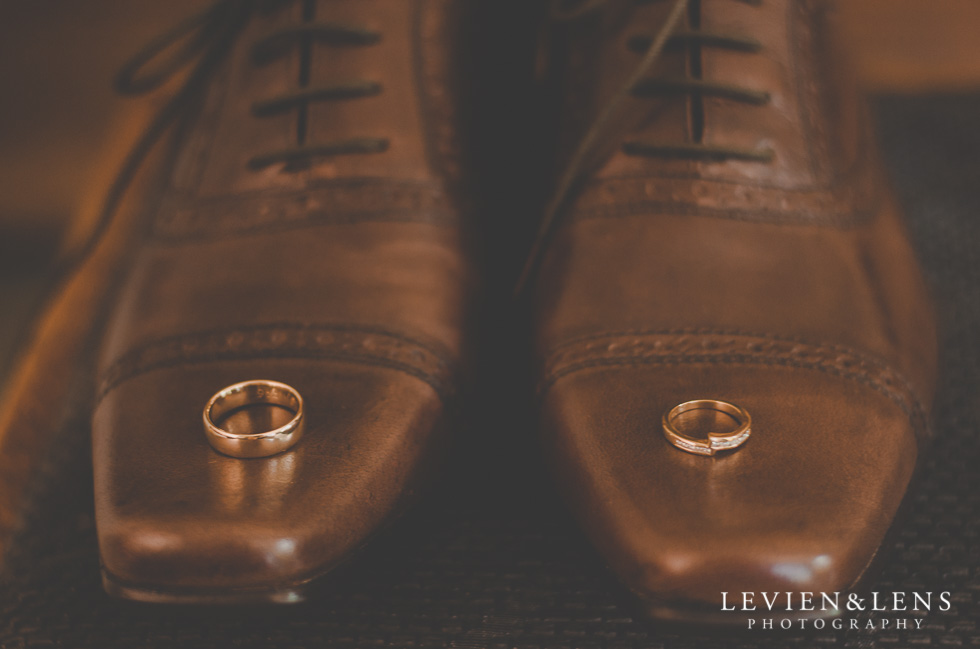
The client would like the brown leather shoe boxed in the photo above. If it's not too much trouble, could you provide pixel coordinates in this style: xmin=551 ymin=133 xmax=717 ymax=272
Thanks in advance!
xmin=529 ymin=0 xmax=937 ymax=623
xmin=93 ymin=0 xmax=472 ymax=603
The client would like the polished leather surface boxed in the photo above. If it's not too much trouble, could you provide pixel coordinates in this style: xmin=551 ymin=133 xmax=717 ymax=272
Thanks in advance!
xmin=93 ymin=0 xmax=472 ymax=596
xmin=535 ymin=0 xmax=938 ymax=616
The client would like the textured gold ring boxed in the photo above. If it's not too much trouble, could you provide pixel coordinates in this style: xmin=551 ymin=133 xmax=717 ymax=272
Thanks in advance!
xmin=203 ymin=380 xmax=304 ymax=458
xmin=662 ymin=399 xmax=751 ymax=456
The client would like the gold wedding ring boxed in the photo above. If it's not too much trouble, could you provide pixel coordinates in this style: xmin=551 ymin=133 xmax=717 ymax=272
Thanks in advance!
xmin=203 ymin=380 xmax=305 ymax=458
xmin=662 ymin=399 xmax=751 ymax=456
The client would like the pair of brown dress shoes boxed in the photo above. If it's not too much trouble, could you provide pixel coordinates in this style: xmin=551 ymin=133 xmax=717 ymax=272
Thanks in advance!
xmin=89 ymin=0 xmax=937 ymax=622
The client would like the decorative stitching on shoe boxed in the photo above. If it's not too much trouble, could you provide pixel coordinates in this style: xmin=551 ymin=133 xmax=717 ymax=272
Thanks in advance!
xmin=153 ymin=179 xmax=457 ymax=242
xmin=540 ymin=330 xmax=930 ymax=441
xmin=97 ymin=323 xmax=457 ymax=403
xmin=568 ymin=194 xmax=875 ymax=228
xmin=566 ymin=152 xmax=879 ymax=228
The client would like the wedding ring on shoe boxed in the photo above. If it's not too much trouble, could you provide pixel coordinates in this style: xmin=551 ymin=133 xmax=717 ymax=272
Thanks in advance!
xmin=203 ymin=380 xmax=304 ymax=458
xmin=662 ymin=399 xmax=751 ymax=456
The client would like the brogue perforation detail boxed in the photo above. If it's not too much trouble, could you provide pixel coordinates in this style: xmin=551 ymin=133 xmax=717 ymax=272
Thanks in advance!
xmin=540 ymin=330 xmax=930 ymax=441
xmin=153 ymin=179 xmax=456 ymax=241
xmin=566 ymin=148 xmax=880 ymax=228
xmin=98 ymin=323 xmax=457 ymax=404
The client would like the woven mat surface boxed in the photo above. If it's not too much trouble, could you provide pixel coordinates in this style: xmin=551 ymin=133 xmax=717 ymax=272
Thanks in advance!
xmin=0 ymin=94 xmax=977 ymax=648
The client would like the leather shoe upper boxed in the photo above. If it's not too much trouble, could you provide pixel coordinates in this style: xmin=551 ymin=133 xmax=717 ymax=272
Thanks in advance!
xmin=93 ymin=0 xmax=472 ymax=597
xmin=533 ymin=0 xmax=937 ymax=617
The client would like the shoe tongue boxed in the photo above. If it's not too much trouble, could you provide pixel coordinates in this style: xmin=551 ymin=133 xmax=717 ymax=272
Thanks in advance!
xmin=170 ymin=0 xmax=449 ymax=197
xmin=557 ymin=0 xmax=861 ymax=190
xmin=554 ymin=0 xmax=685 ymax=174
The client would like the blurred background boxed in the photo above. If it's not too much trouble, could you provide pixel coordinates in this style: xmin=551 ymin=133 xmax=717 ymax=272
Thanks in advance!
xmin=2 ymin=0 xmax=980 ymax=375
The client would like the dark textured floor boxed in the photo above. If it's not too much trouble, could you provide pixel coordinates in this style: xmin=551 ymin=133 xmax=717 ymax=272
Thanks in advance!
xmin=0 ymin=80 xmax=978 ymax=649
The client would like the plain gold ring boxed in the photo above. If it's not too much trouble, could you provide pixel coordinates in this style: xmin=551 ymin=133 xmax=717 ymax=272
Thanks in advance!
xmin=662 ymin=399 xmax=751 ymax=456
xmin=203 ymin=380 xmax=304 ymax=458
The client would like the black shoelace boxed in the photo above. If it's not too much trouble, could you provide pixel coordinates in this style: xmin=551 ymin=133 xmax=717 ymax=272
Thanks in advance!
xmin=59 ymin=0 xmax=387 ymax=278
xmin=517 ymin=0 xmax=772 ymax=292
xmin=244 ymin=5 xmax=389 ymax=170
xmin=118 ymin=0 xmax=389 ymax=172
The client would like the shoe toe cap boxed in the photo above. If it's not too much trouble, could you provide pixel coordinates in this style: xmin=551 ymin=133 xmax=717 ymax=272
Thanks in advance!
xmin=540 ymin=360 xmax=920 ymax=611
xmin=94 ymin=358 xmax=448 ymax=597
